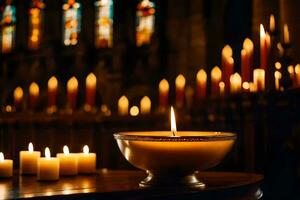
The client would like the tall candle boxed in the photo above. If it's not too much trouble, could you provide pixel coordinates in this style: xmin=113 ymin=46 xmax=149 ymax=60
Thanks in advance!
xmin=48 ymin=76 xmax=58 ymax=108
xmin=175 ymin=74 xmax=186 ymax=108
xmin=57 ymin=145 xmax=78 ymax=176
xmin=295 ymin=64 xmax=300 ymax=87
xmin=283 ymin=24 xmax=290 ymax=45
xmin=67 ymin=76 xmax=78 ymax=110
xmin=14 ymin=87 xmax=23 ymax=108
xmin=140 ymin=96 xmax=151 ymax=114
xmin=211 ymin=66 xmax=222 ymax=96
xmin=243 ymin=38 xmax=254 ymax=76
xmin=118 ymin=95 xmax=129 ymax=116
xmin=274 ymin=71 xmax=282 ymax=91
xmin=196 ymin=69 xmax=207 ymax=99
xmin=78 ymin=145 xmax=96 ymax=174
xmin=0 ymin=152 xmax=13 ymax=178
xmin=230 ymin=73 xmax=242 ymax=94
xmin=85 ymin=73 xmax=97 ymax=108
xmin=158 ymin=79 xmax=169 ymax=109
xmin=29 ymin=82 xmax=39 ymax=110
xmin=221 ymin=45 xmax=233 ymax=93
xmin=260 ymin=24 xmax=268 ymax=70
xmin=37 ymin=147 xmax=59 ymax=181
xmin=20 ymin=142 xmax=41 ymax=175
xmin=269 ymin=14 xmax=275 ymax=34
xmin=219 ymin=82 xmax=225 ymax=97
xmin=253 ymin=69 xmax=265 ymax=91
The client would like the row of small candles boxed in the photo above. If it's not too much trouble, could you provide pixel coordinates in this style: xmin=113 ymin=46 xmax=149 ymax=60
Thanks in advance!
xmin=0 ymin=143 xmax=96 ymax=181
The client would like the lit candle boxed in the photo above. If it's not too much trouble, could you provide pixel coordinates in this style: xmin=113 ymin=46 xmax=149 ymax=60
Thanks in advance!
xmin=57 ymin=145 xmax=78 ymax=176
xmin=211 ymin=66 xmax=222 ymax=96
xmin=219 ymin=82 xmax=225 ymax=97
xmin=283 ymin=24 xmax=290 ymax=45
xmin=37 ymin=147 xmax=59 ymax=181
xmin=29 ymin=82 xmax=39 ymax=110
xmin=140 ymin=96 xmax=151 ymax=114
xmin=287 ymin=65 xmax=295 ymax=86
xmin=118 ymin=95 xmax=129 ymax=116
xmin=20 ymin=142 xmax=41 ymax=175
xmin=196 ymin=69 xmax=207 ymax=100
xmin=249 ymin=82 xmax=256 ymax=92
xmin=78 ymin=145 xmax=96 ymax=174
xmin=275 ymin=62 xmax=282 ymax=70
xmin=14 ymin=86 xmax=23 ymax=108
xmin=0 ymin=152 xmax=13 ymax=178
xmin=130 ymin=106 xmax=139 ymax=117
xmin=243 ymin=38 xmax=254 ymax=75
xmin=295 ymin=64 xmax=300 ymax=87
xmin=85 ymin=73 xmax=97 ymax=109
xmin=175 ymin=74 xmax=186 ymax=108
xmin=48 ymin=76 xmax=58 ymax=108
xmin=253 ymin=69 xmax=265 ymax=91
xmin=242 ymin=82 xmax=250 ymax=92
xmin=221 ymin=45 xmax=233 ymax=93
xmin=158 ymin=79 xmax=169 ymax=109
xmin=67 ymin=76 xmax=78 ymax=110
xmin=274 ymin=71 xmax=282 ymax=91
xmin=269 ymin=14 xmax=275 ymax=34
xmin=230 ymin=73 xmax=242 ymax=94
xmin=260 ymin=24 xmax=268 ymax=70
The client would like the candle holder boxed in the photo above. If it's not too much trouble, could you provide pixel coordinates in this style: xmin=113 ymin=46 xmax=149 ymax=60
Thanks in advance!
xmin=114 ymin=131 xmax=236 ymax=189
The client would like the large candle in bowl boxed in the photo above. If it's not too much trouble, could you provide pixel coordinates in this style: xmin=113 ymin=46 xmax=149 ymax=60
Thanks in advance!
xmin=38 ymin=147 xmax=59 ymax=181
xmin=57 ymin=145 xmax=78 ymax=176
xmin=78 ymin=145 xmax=96 ymax=174
xmin=0 ymin=152 xmax=13 ymax=178
xmin=20 ymin=142 xmax=41 ymax=175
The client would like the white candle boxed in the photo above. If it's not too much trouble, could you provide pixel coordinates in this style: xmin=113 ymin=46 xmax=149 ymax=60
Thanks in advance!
xmin=20 ymin=142 xmax=41 ymax=175
xmin=37 ymin=147 xmax=59 ymax=181
xmin=230 ymin=73 xmax=242 ymax=94
xmin=57 ymin=145 xmax=78 ymax=176
xmin=78 ymin=145 xmax=96 ymax=174
xmin=0 ymin=152 xmax=13 ymax=178
xmin=140 ymin=96 xmax=151 ymax=114
xmin=118 ymin=95 xmax=129 ymax=116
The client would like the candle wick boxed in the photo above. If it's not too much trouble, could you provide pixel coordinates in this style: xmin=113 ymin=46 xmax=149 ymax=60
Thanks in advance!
xmin=172 ymin=130 xmax=176 ymax=137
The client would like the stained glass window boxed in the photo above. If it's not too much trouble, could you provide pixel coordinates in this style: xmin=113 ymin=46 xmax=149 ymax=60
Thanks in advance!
xmin=136 ymin=0 xmax=155 ymax=47
xmin=62 ymin=0 xmax=81 ymax=46
xmin=0 ymin=0 xmax=16 ymax=53
xmin=28 ymin=0 xmax=45 ymax=50
xmin=95 ymin=0 xmax=113 ymax=48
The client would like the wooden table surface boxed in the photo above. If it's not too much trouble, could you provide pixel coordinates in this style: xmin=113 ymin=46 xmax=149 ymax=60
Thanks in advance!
xmin=0 ymin=169 xmax=263 ymax=200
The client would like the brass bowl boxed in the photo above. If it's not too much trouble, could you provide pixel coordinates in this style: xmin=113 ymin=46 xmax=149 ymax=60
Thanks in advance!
xmin=114 ymin=131 xmax=236 ymax=188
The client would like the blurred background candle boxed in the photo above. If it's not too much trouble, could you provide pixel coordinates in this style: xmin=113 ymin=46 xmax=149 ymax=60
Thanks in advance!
xmin=175 ymin=74 xmax=186 ymax=108
xmin=38 ymin=147 xmax=59 ymax=181
xmin=219 ymin=81 xmax=225 ymax=97
xmin=196 ymin=69 xmax=207 ymax=100
xmin=140 ymin=96 xmax=151 ymax=114
xmin=243 ymin=38 xmax=254 ymax=76
xmin=260 ymin=24 xmax=268 ymax=70
xmin=287 ymin=65 xmax=295 ymax=86
xmin=158 ymin=79 xmax=169 ymax=109
xmin=253 ymin=69 xmax=265 ymax=91
xmin=242 ymin=82 xmax=250 ymax=92
xmin=20 ymin=142 xmax=41 ymax=175
xmin=29 ymin=82 xmax=39 ymax=110
xmin=85 ymin=73 xmax=97 ymax=109
xmin=295 ymin=64 xmax=300 ymax=87
xmin=118 ymin=95 xmax=129 ymax=116
xmin=274 ymin=71 xmax=282 ymax=91
xmin=0 ymin=152 xmax=13 ymax=178
xmin=57 ymin=145 xmax=78 ymax=176
xmin=230 ymin=73 xmax=242 ymax=94
xmin=221 ymin=45 xmax=233 ymax=93
xmin=78 ymin=145 xmax=96 ymax=174
xmin=211 ymin=66 xmax=222 ymax=96
xmin=48 ymin=76 xmax=58 ymax=108
xmin=283 ymin=24 xmax=290 ymax=45
xmin=67 ymin=76 xmax=78 ymax=111
xmin=129 ymin=106 xmax=139 ymax=117
xmin=14 ymin=86 xmax=23 ymax=109
xmin=269 ymin=14 xmax=276 ymax=34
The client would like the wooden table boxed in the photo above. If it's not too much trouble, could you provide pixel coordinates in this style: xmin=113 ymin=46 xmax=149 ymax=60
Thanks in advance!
xmin=0 ymin=169 xmax=263 ymax=200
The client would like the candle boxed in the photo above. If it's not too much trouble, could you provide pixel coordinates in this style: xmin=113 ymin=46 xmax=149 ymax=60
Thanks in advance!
xmin=118 ymin=95 xmax=129 ymax=116
xmin=295 ymin=64 xmax=300 ymax=87
xmin=130 ymin=106 xmax=139 ymax=117
xmin=0 ymin=152 xmax=13 ymax=178
xmin=253 ymin=69 xmax=265 ymax=91
xmin=175 ymin=74 xmax=186 ymax=108
xmin=85 ymin=73 xmax=97 ymax=109
xmin=211 ymin=66 xmax=222 ymax=96
xmin=221 ymin=45 xmax=233 ymax=93
xmin=78 ymin=145 xmax=96 ymax=174
xmin=277 ymin=43 xmax=284 ymax=57
xmin=196 ymin=69 xmax=207 ymax=99
xmin=269 ymin=14 xmax=275 ymax=34
xmin=67 ymin=76 xmax=78 ymax=110
xmin=229 ymin=73 xmax=242 ymax=94
xmin=260 ymin=24 xmax=268 ymax=70
xmin=275 ymin=62 xmax=281 ymax=70
xmin=219 ymin=82 xmax=225 ymax=97
xmin=249 ymin=82 xmax=255 ymax=92
xmin=57 ymin=145 xmax=78 ymax=176
xmin=243 ymin=38 xmax=254 ymax=74
xmin=38 ymin=147 xmax=59 ymax=181
xmin=287 ymin=65 xmax=295 ymax=86
xmin=20 ymin=142 xmax=41 ymax=175
xmin=242 ymin=82 xmax=250 ymax=92
xmin=48 ymin=76 xmax=58 ymax=108
xmin=140 ymin=96 xmax=151 ymax=114
xmin=14 ymin=86 xmax=23 ymax=108
xmin=283 ymin=24 xmax=290 ymax=45
xmin=274 ymin=71 xmax=282 ymax=91
xmin=29 ymin=82 xmax=39 ymax=110
xmin=158 ymin=79 xmax=169 ymax=109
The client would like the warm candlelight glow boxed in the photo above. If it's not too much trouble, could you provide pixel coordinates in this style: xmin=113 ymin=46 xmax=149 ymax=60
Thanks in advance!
xmin=63 ymin=145 xmax=69 ymax=156
xmin=48 ymin=76 xmax=58 ymax=109
xmin=175 ymin=74 xmax=186 ymax=107
xmin=158 ymin=79 xmax=169 ymax=109
xmin=230 ymin=73 xmax=242 ymax=94
xmin=170 ymin=107 xmax=177 ymax=135
xmin=28 ymin=142 xmax=33 ymax=153
xmin=269 ymin=14 xmax=275 ymax=33
xmin=45 ymin=147 xmax=50 ymax=159
xmin=175 ymin=74 xmax=186 ymax=89
xmin=78 ymin=145 xmax=96 ymax=174
xmin=29 ymin=82 xmax=39 ymax=97
xmin=67 ymin=76 xmax=78 ymax=92
xmin=222 ymin=45 xmax=233 ymax=58
xmin=83 ymin=145 xmax=89 ymax=155
xmin=67 ymin=76 xmax=78 ymax=110
xmin=140 ymin=96 xmax=151 ymax=114
xmin=159 ymin=79 xmax=169 ymax=93
xmin=196 ymin=69 xmax=207 ymax=99
xmin=130 ymin=106 xmax=139 ymax=116
xmin=86 ymin=73 xmax=97 ymax=88
xmin=14 ymin=87 xmax=24 ymax=105
xmin=243 ymin=38 xmax=254 ymax=52
xmin=295 ymin=64 xmax=300 ymax=87
xmin=242 ymin=82 xmax=250 ymax=90
xmin=118 ymin=95 xmax=129 ymax=116
xmin=197 ymin=69 xmax=207 ymax=83
xmin=283 ymin=24 xmax=290 ymax=44
xmin=275 ymin=62 xmax=281 ymax=70
xmin=288 ymin=65 xmax=294 ymax=76
xmin=48 ymin=76 xmax=58 ymax=90
xmin=260 ymin=24 xmax=266 ymax=39
xmin=0 ymin=152 xmax=3 ymax=162
xmin=260 ymin=24 xmax=269 ymax=69
xmin=85 ymin=73 xmax=97 ymax=108
xmin=211 ymin=66 xmax=222 ymax=96
xmin=274 ymin=71 xmax=282 ymax=91
xmin=219 ymin=82 xmax=225 ymax=96
xmin=253 ymin=69 xmax=265 ymax=91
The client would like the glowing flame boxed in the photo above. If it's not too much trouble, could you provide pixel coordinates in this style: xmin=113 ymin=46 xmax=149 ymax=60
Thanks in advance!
xmin=45 ymin=147 xmax=51 ymax=159
xmin=83 ymin=145 xmax=89 ymax=154
xmin=28 ymin=142 xmax=33 ymax=152
xmin=0 ymin=152 xmax=4 ymax=162
xmin=260 ymin=24 xmax=266 ymax=39
xmin=48 ymin=76 xmax=58 ymax=90
xmin=63 ymin=145 xmax=70 ymax=155
xmin=170 ymin=106 xmax=177 ymax=135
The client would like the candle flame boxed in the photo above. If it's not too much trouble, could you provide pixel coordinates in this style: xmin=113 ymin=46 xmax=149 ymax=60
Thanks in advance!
xmin=287 ymin=65 xmax=294 ymax=75
xmin=242 ymin=82 xmax=250 ymax=90
xmin=129 ymin=106 xmax=139 ymax=116
xmin=270 ymin=14 xmax=275 ymax=33
xmin=243 ymin=38 xmax=254 ymax=52
xmin=63 ymin=145 xmax=70 ymax=155
xmin=283 ymin=24 xmax=290 ymax=44
xmin=295 ymin=64 xmax=300 ymax=74
xmin=274 ymin=71 xmax=282 ymax=79
xmin=67 ymin=76 xmax=78 ymax=91
xmin=222 ymin=45 xmax=233 ymax=58
xmin=260 ymin=24 xmax=266 ymax=39
xmin=28 ymin=142 xmax=33 ymax=152
xmin=275 ymin=62 xmax=282 ymax=70
xmin=175 ymin=74 xmax=186 ymax=89
xmin=140 ymin=96 xmax=151 ymax=114
xmin=196 ymin=69 xmax=207 ymax=82
xmin=14 ymin=87 xmax=24 ymax=101
xmin=83 ymin=145 xmax=89 ymax=154
xmin=45 ymin=147 xmax=51 ymax=159
xmin=159 ymin=79 xmax=169 ymax=92
xmin=170 ymin=106 xmax=177 ymax=136
xmin=86 ymin=73 xmax=97 ymax=87
xmin=211 ymin=66 xmax=222 ymax=80
xmin=0 ymin=152 xmax=4 ymax=162
xmin=48 ymin=76 xmax=58 ymax=90
xmin=29 ymin=82 xmax=39 ymax=96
